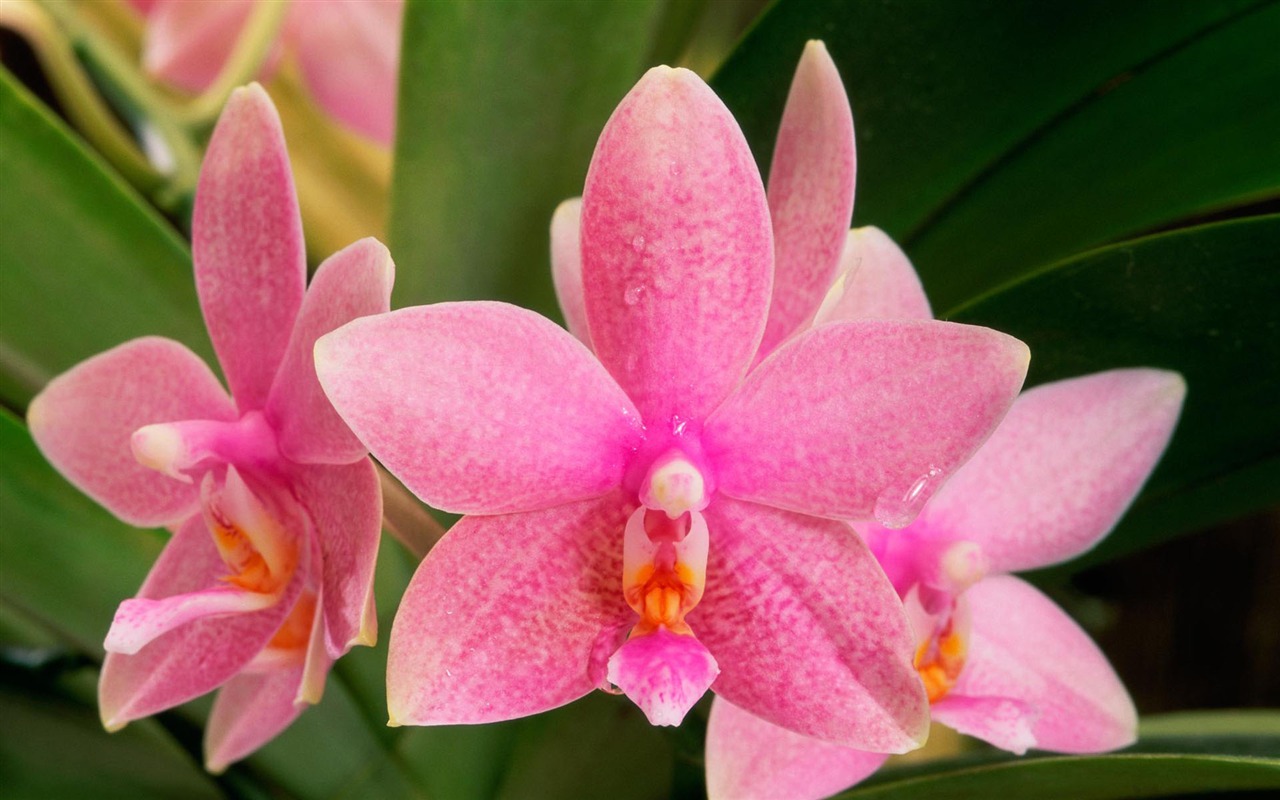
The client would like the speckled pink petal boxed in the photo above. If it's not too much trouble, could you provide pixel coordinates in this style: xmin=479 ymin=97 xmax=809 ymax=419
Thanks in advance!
xmin=142 ymin=0 xmax=251 ymax=93
xmin=687 ymin=497 xmax=928 ymax=751
xmin=204 ymin=666 xmax=306 ymax=773
xmin=931 ymin=695 xmax=1039 ymax=755
xmin=706 ymin=698 xmax=888 ymax=800
xmin=193 ymin=84 xmax=306 ymax=411
xmin=758 ymin=40 xmax=856 ymax=359
xmin=607 ymin=627 xmax=719 ymax=726
xmin=918 ymin=369 xmax=1185 ymax=572
xmin=815 ymin=227 xmax=933 ymax=324
xmin=267 ymin=238 xmax=394 ymax=465
xmin=705 ymin=320 xmax=1029 ymax=525
xmin=580 ymin=66 xmax=773 ymax=426
xmin=315 ymin=303 xmax=643 ymax=515
xmin=105 ymin=585 xmax=276 ymax=655
xmin=955 ymin=575 xmax=1137 ymax=753
xmin=99 ymin=514 xmax=304 ymax=730
xmin=291 ymin=459 xmax=381 ymax=657
xmin=387 ymin=492 xmax=633 ymax=726
xmin=292 ymin=0 xmax=402 ymax=145
xmin=550 ymin=198 xmax=591 ymax=346
xmin=27 ymin=337 xmax=235 ymax=527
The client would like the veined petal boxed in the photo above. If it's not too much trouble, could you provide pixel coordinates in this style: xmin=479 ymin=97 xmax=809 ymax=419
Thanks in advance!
xmin=581 ymin=67 xmax=773 ymax=426
xmin=27 ymin=337 xmax=235 ymax=527
xmin=931 ymin=695 xmax=1039 ymax=755
xmin=194 ymin=84 xmax=306 ymax=410
xmin=267 ymin=238 xmax=394 ymax=465
xmin=387 ymin=492 xmax=633 ymax=726
xmin=705 ymin=320 xmax=1028 ymax=525
xmin=955 ymin=575 xmax=1137 ymax=753
xmin=292 ymin=0 xmax=403 ymax=145
xmin=315 ymin=303 xmax=643 ymax=515
xmin=99 ymin=514 xmax=304 ymax=731
xmin=706 ymin=698 xmax=888 ymax=800
xmin=142 ymin=0 xmax=251 ymax=92
xmin=105 ymin=586 xmax=276 ymax=655
xmin=550 ymin=198 xmax=591 ymax=345
xmin=291 ymin=459 xmax=382 ymax=656
xmin=204 ymin=666 xmax=306 ymax=774
xmin=607 ymin=627 xmax=719 ymax=726
xmin=919 ymin=369 xmax=1186 ymax=572
xmin=688 ymin=498 xmax=928 ymax=751
xmin=814 ymin=227 xmax=932 ymax=324
xmin=759 ymin=41 xmax=856 ymax=359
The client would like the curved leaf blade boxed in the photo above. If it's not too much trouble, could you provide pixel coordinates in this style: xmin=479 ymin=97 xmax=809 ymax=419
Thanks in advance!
xmin=0 ymin=69 xmax=210 ymax=410
xmin=948 ymin=216 xmax=1280 ymax=570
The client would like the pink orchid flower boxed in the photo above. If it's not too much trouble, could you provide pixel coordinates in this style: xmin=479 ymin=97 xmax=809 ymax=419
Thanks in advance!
xmin=314 ymin=58 xmax=1030 ymax=750
xmin=26 ymin=84 xmax=392 ymax=772
xmin=704 ymin=228 xmax=1187 ymax=800
xmin=131 ymin=0 xmax=402 ymax=145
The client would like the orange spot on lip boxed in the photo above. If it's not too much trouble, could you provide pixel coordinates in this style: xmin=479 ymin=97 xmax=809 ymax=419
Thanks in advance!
xmin=268 ymin=591 xmax=317 ymax=651
xmin=915 ymin=623 xmax=967 ymax=703
xmin=210 ymin=516 xmax=296 ymax=595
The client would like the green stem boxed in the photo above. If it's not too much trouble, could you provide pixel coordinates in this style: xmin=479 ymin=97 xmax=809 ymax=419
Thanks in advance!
xmin=0 ymin=0 xmax=161 ymax=191
xmin=176 ymin=0 xmax=289 ymax=131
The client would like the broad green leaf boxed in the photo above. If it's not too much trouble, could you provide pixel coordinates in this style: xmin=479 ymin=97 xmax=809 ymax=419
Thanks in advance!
xmin=0 ymin=68 xmax=210 ymax=410
xmin=0 ymin=409 xmax=162 ymax=654
xmin=395 ymin=693 xmax=672 ymax=800
xmin=948 ymin=216 xmax=1280 ymax=571
xmin=907 ymin=3 xmax=1280 ymax=310
xmin=0 ymin=681 xmax=225 ymax=800
xmin=711 ymin=0 xmax=1278 ymax=309
xmin=844 ymin=711 xmax=1280 ymax=799
xmin=390 ymin=0 xmax=666 ymax=317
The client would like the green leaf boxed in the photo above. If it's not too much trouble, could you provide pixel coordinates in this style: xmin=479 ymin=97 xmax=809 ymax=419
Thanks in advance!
xmin=842 ymin=711 xmax=1280 ymax=799
xmin=947 ymin=216 xmax=1280 ymax=571
xmin=0 ymin=68 xmax=211 ymax=410
xmin=0 ymin=408 xmax=162 ymax=654
xmin=712 ymin=0 xmax=1280 ymax=309
xmin=395 ymin=693 xmax=673 ymax=800
xmin=390 ymin=0 xmax=667 ymax=317
xmin=0 ymin=681 xmax=225 ymax=800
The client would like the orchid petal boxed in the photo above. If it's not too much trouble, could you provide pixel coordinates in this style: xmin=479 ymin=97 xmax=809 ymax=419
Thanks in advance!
xmin=267 ymin=238 xmax=394 ymax=465
xmin=550 ymin=198 xmax=591 ymax=345
xmin=105 ymin=586 xmax=276 ymax=656
xmin=315 ymin=303 xmax=643 ymax=514
xmin=581 ymin=66 xmax=773 ymax=426
xmin=607 ymin=627 xmax=719 ymax=726
xmin=919 ymin=369 xmax=1185 ymax=572
xmin=705 ymin=320 xmax=1029 ymax=525
xmin=759 ymin=40 xmax=856 ymax=358
xmin=142 ymin=0 xmax=251 ymax=93
xmin=955 ymin=575 xmax=1137 ymax=753
xmin=706 ymin=698 xmax=888 ymax=800
xmin=291 ymin=459 xmax=382 ymax=656
xmin=387 ymin=492 xmax=633 ymax=726
xmin=814 ymin=227 xmax=933 ymax=324
xmin=204 ymin=666 xmax=306 ymax=774
xmin=193 ymin=83 xmax=306 ymax=410
xmin=27 ymin=337 xmax=235 ymax=527
xmin=931 ymin=695 xmax=1039 ymax=755
xmin=292 ymin=0 xmax=403 ymax=145
xmin=688 ymin=497 xmax=928 ymax=751
xmin=297 ymin=580 xmax=334 ymax=704
xmin=99 ymin=514 xmax=304 ymax=730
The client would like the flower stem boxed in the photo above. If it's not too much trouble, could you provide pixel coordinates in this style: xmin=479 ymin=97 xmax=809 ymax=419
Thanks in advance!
xmin=0 ymin=0 xmax=161 ymax=191
xmin=175 ymin=0 xmax=289 ymax=132
xmin=378 ymin=467 xmax=447 ymax=560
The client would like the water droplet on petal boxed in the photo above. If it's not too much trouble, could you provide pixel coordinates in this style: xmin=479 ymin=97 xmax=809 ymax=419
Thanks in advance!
xmin=874 ymin=465 xmax=944 ymax=529
xmin=632 ymin=234 xmax=646 ymax=252
xmin=624 ymin=285 xmax=645 ymax=306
